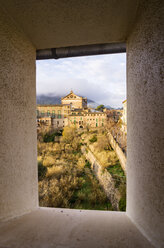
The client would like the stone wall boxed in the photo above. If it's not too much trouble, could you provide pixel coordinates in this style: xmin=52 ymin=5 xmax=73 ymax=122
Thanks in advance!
xmin=107 ymin=132 xmax=126 ymax=173
xmin=81 ymin=146 xmax=120 ymax=210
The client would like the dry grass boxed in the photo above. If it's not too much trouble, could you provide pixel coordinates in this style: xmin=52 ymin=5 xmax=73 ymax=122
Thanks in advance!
xmin=42 ymin=155 xmax=55 ymax=167
xmin=37 ymin=127 xmax=125 ymax=210
xmin=46 ymin=165 xmax=65 ymax=178
xmin=81 ymin=131 xmax=118 ymax=169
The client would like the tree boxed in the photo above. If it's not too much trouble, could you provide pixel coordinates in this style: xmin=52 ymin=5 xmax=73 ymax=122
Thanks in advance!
xmin=96 ymin=104 xmax=105 ymax=112
xmin=62 ymin=126 xmax=77 ymax=144
xmin=61 ymin=126 xmax=81 ymax=152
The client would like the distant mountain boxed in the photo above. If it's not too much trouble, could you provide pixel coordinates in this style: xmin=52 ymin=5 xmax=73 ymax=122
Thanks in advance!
xmin=36 ymin=94 xmax=115 ymax=109
xmin=37 ymin=94 xmax=99 ymax=107
xmin=104 ymin=105 xmax=113 ymax=109
xmin=37 ymin=94 xmax=61 ymax=105
xmin=87 ymin=99 xmax=99 ymax=109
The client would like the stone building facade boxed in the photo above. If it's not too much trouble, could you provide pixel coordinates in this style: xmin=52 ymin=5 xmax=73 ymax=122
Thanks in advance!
xmin=37 ymin=104 xmax=70 ymax=128
xmin=61 ymin=90 xmax=87 ymax=109
xmin=69 ymin=110 xmax=106 ymax=129
xmin=37 ymin=91 xmax=106 ymax=129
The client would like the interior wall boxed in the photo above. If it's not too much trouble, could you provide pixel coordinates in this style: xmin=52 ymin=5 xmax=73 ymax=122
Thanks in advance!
xmin=127 ymin=1 xmax=164 ymax=247
xmin=0 ymin=7 xmax=38 ymax=220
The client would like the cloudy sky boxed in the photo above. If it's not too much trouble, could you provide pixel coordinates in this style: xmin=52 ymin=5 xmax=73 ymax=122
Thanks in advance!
xmin=36 ymin=53 xmax=126 ymax=108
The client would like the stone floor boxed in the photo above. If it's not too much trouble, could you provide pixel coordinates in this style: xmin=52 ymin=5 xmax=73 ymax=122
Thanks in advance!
xmin=0 ymin=208 xmax=154 ymax=248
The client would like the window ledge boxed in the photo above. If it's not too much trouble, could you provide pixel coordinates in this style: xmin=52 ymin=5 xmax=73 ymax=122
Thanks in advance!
xmin=0 ymin=207 xmax=154 ymax=248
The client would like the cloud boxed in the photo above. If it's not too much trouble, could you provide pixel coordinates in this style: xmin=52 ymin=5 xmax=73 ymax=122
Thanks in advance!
xmin=36 ymin=53 xmax=126 ymax=108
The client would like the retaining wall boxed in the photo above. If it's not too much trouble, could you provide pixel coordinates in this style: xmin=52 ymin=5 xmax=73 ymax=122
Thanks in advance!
xmin=107 ymin=131 xmax=126 ymax=173
xmin=81 ymin=146 xmax=120 ymax=210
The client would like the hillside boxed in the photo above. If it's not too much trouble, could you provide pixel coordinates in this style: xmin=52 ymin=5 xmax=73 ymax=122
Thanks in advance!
xmin=37 ymin=94 xmax=112 ymax=109
xmin=37 ymin=94 xmax=99 ymax=108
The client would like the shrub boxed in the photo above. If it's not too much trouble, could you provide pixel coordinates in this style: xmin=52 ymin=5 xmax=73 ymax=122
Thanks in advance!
xmin=43 ymin=155 xmax=56 ymax=167
xmin=77 ymin=191 xmax=86 ymax=201
xmin=38 ymin=161 xmax=47 ymax=181
xmin=85 ymin=160 xmax=91 ymax=169
xmin=89 ymin=135 xmax=97 ymax=143
xmin=38 ymin=128 xmax=115 ymax=211
xmin=46 ymin=165 xmax=65 ymax=179
xmin=77 ymin=157 xmax=85 ymax=169
xmin=62 ymin=126 xmax=77 ymax=144
xmin=119 ymin=197 xmax=126 ymax=211
xmin=43 ymin=131 xmax=62 ymax=143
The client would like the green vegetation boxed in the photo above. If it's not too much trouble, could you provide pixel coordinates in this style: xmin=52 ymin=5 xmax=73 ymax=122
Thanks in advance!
xmin=43 ymin=130 xmax=62 ymax=143
xmin=38 ymin=126 xmax=126 ymax=211
xmin=96 ymin=104 xmax=105 ymax=112
xmin=38 ymin=161 xmax=47 ymax=181
xmin=38 ymin=127 xmax=112 ymax=210
xmin=89 ymin=135 xmax=97 ymax=143
xmin=119 ymin=196 xmax=126 ymax=211
xmin=81 ymin=128 xmax=126 ymax=211
xmin=119 ymin=183 xmax=126 ymax=211
xmin=85 ymin=160 xmax=91 ymax=169
xmin=69 ymin=168 xmax=112 ymax=210
xmin=107 ymin=161 xmax=125 ymax=177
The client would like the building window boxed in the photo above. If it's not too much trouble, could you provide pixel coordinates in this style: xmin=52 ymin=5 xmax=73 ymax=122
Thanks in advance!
xmin=58 ymin=110 xmax=61 ymax=119
xmin=47 ymin=110 xmax=50 ymax=116
xmin=41 ymin=111 xmax=44 ymax=117
xmin=52 ymin=110 xmax=55 ymax=117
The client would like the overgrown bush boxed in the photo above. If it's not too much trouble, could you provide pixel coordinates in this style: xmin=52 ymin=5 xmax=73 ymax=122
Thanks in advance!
xmin=38 ymin=128 xmax=124 ymax=211
xmin=43 ymin=154 xmax=56 ymax=167
xmin=38 ymin=161 xmax=47 ymax=181
xmin=43 ymin=131 xmax=62 ymax=143
xmin=85 ymin=160 xmax=91 ymax=169
xmin=118 ymin=183 xmax=126 ymax=211
xmin=89 ymin=135 xmax=97 ymax=143
xmin=119 ymin=197 xmax=126 ymax=211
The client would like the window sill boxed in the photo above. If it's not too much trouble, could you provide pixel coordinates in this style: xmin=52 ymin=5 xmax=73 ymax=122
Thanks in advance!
xmin=0 ymin=207 xmax=154 ymax=248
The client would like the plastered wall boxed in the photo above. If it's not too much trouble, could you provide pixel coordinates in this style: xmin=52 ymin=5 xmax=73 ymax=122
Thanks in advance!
xmin=127 ymin=1 xmax=164 ymax=247
xmin=0 ymin=8 xmax=38 ymax=220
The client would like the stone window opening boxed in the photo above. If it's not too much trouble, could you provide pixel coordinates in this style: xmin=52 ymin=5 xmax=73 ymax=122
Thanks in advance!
xmin=0 ymin=2 xmax=162 ymax=248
